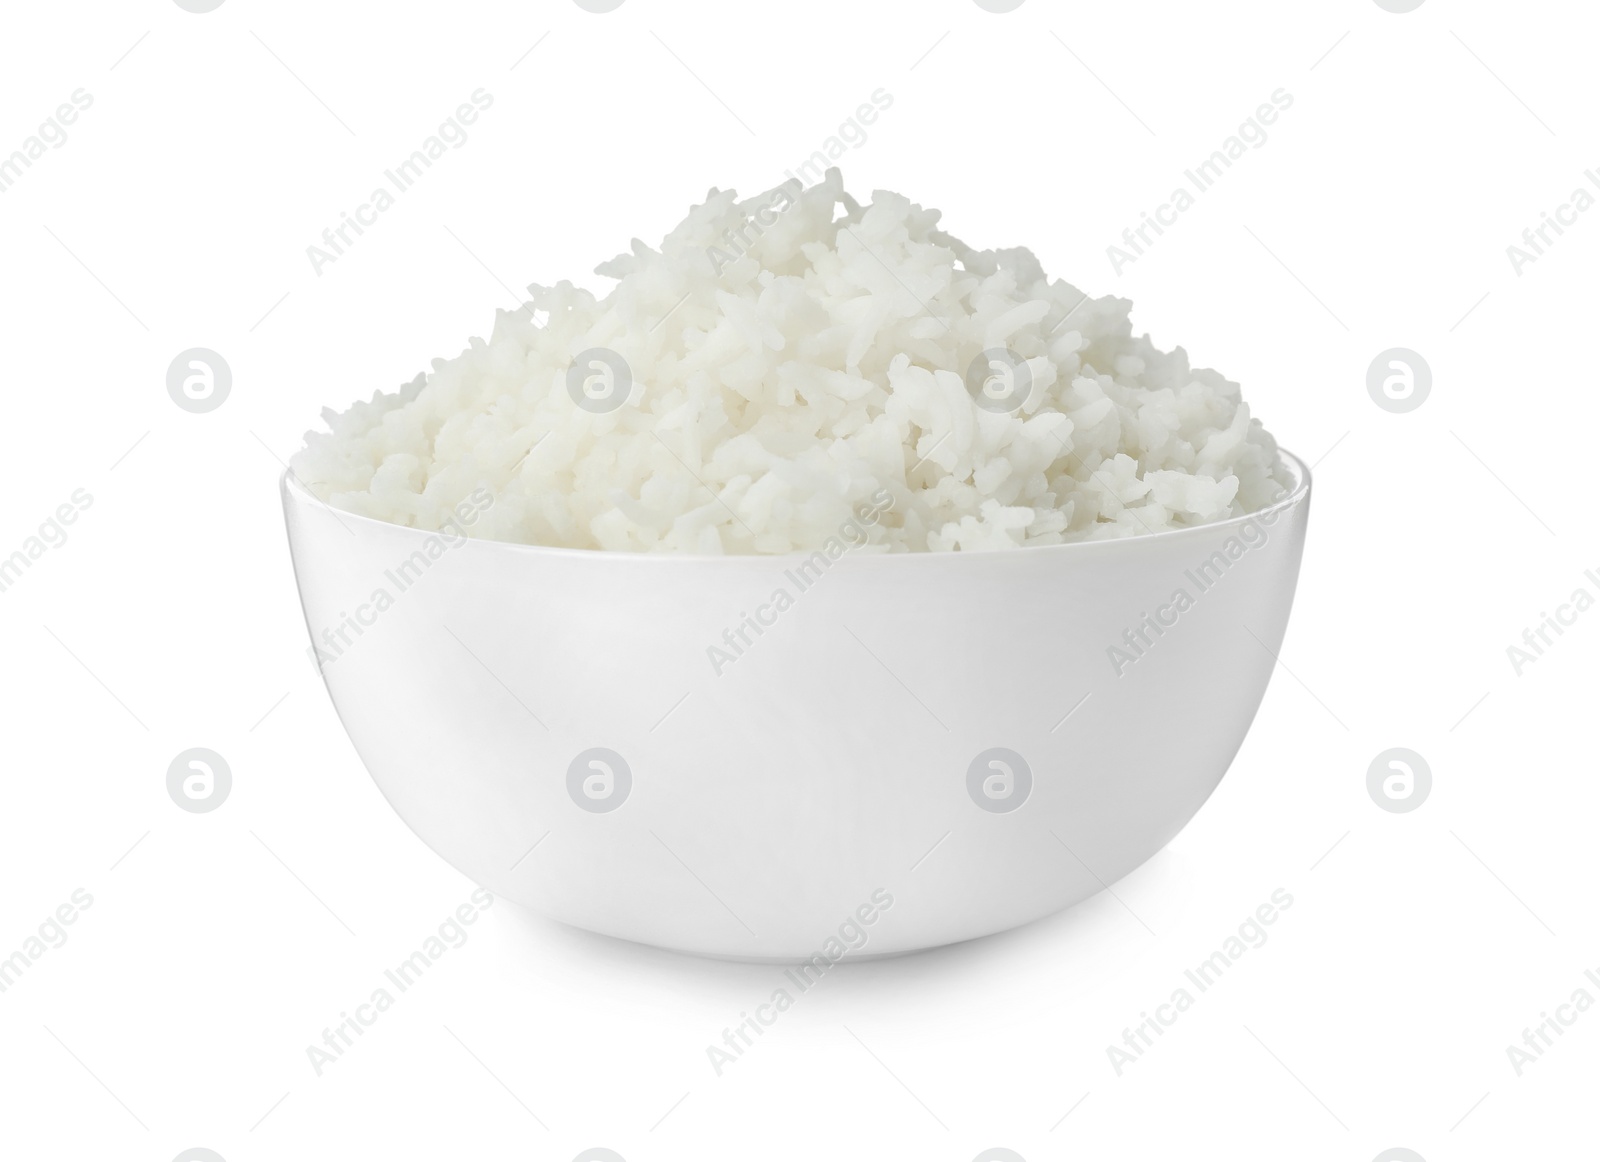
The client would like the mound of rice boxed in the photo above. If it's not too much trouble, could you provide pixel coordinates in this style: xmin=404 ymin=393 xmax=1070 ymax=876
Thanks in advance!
xmin=292 ymin=169 xmax=1291 ymax=554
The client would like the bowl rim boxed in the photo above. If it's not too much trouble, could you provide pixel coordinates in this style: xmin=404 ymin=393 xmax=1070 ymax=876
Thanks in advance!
xmin=282 ymin=448 xmax=1310 ymax=566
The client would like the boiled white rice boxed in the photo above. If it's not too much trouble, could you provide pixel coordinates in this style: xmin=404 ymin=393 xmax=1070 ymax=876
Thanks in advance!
xmin=291 ymin=170 xmax=1291 ymax=554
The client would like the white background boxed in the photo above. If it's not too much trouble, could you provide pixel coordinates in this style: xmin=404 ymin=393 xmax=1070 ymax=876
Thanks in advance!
xmin=1 ymin=1 xmax=1595 ymax=1159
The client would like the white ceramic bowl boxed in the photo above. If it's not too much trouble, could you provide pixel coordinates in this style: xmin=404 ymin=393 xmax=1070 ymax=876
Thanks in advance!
xmin=283 ymin=454 xmax=1309 ymax=960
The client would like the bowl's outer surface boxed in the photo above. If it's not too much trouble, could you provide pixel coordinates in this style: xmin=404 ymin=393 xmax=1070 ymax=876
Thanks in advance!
xmin=283 ymin=460 xmax=1309 ymax=960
